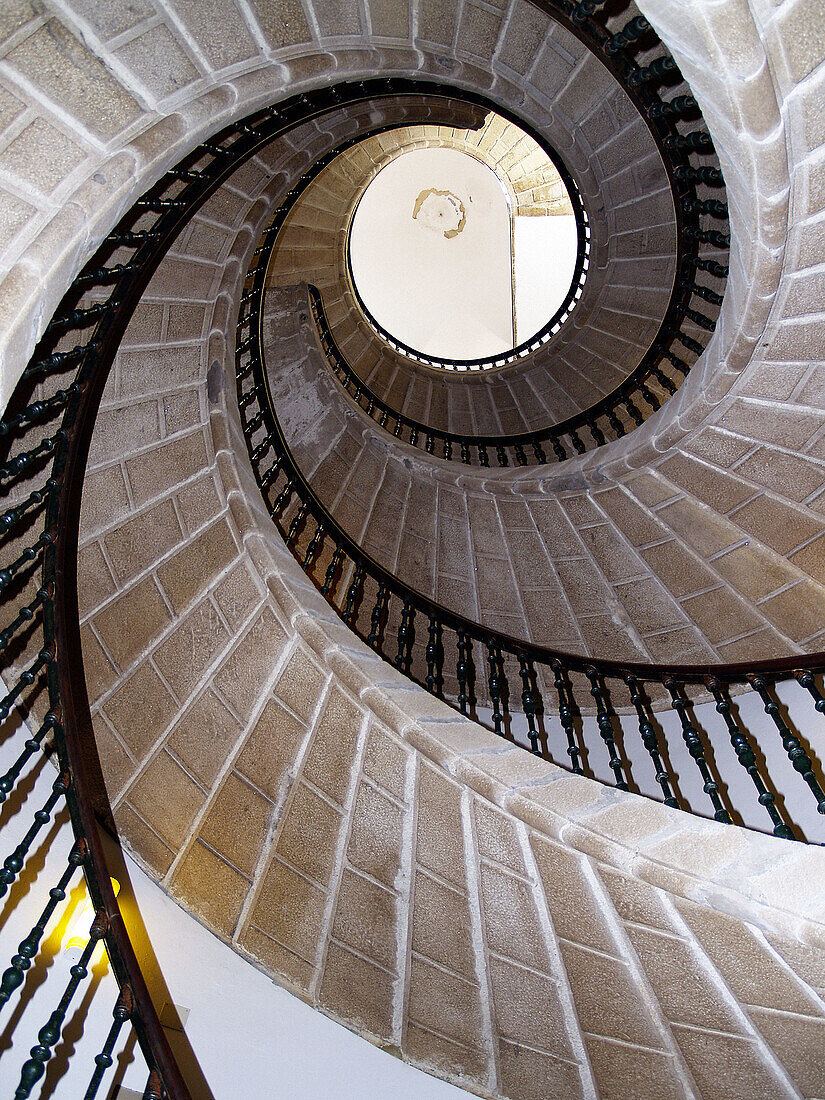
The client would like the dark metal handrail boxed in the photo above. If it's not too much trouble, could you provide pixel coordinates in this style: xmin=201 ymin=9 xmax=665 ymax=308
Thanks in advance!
xmin=240 ymin=220 xmax=825 ymax=848
xmin=305 ymin=282 xmax=702 ymax=467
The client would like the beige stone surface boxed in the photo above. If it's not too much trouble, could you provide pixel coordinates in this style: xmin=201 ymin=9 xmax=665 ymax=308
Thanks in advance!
xmin=0 ymin=0 xmax=824 ymax=1097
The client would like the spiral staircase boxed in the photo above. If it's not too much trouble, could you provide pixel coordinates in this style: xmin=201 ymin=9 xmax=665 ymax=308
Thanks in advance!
xmin=1 ymin=2 xmax=825 ymax=1098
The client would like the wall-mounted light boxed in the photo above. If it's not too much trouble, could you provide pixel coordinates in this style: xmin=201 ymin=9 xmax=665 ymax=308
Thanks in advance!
xmin=63 ymin=878 xmax=120 ymax=956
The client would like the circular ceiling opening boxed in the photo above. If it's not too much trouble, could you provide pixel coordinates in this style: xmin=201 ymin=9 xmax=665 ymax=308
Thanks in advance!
xmin=348 ymin=129 xmax=585 ymax=368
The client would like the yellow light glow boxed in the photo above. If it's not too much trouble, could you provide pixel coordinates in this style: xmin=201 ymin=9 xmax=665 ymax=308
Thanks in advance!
xmin=63 ymin=878 xmax=120 ymax=952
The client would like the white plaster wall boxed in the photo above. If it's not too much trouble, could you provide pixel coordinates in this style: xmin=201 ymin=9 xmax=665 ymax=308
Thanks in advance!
xmin=349 ymin=147 xmax=514 ymax=359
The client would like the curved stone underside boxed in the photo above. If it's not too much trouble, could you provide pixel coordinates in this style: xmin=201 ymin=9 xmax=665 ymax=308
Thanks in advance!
xmin=79 ymin=206 xmax=825 ymax=1098
xmin=0 ymin=0 xmax=824 ymax=1097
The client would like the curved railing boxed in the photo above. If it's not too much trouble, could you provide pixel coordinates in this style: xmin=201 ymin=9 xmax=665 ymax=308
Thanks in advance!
xmin=315 ymin=0 xmax=730 ymax=421
xmin=0 ymin=77 xmax=506 ymax=1098
xmin=308 ymin=283 xmax=706 ymax=467
xmin=240 ymin=221 xmax=825 ymax=848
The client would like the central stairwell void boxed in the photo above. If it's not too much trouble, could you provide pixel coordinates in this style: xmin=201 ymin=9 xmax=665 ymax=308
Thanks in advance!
xmin=1 ymin=1 xmax=825 ymax=1099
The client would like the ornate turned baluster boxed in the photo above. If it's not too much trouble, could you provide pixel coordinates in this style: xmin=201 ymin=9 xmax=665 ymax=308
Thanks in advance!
xmin=478 ymin=445 xmax=490 ymax=468
xmin=551 ymin=660 xmax=581 ymax=772
xmin=343 ymin=563 xmax=365 ymax=626
xmin=84 ymin=985 xmax=134 ymax=1100
xmin=456 ymin=631 xmax=474 ymax=716
xmin=532 ymin=442 xmax=547 ymax=463
xmin=604 ymin=15 xmax=650 ymax=55
xmin=569 ymin=428 xmax=586 ymax=455
xmin=0 ymin=773 xmax=70 ymax=899
xmin=0 ymin=428 xmax=66 ymax=483
xmin=0 ymin=843 xmax=84 ymax=1013
xmin=425 ymin=433 xmax=435 ymax=454
xmin=487 ymin=643 xmax=505 ymax=738
xmin=706 ymin=676 xmax=794 ymax=839
xmin=495 ymin=445 xmax=508 ymax=466
xmin=514 ymin=444 xmax=527 ymax=466
xmin=651 ymin=364 xmax=677 ymax=395
xmin=664 ymin=677 xmax=731 ymax=822
xmin=367 ymin=583 xmax=389 ymax=650
xmin=460 ymin=441 xmax=471 ymax=464
xmin=443 ymin=439 xmax=452 ymax=461
xmin=321 ymin=546 xmax=344 ymax=597
xmin=301 ymin=523 xmax=324 ymax=570
xmin=269 ymin=477 xmax=294 ymax=520
xmin=0 ymin=710 xmax=60 ymax=805
xmin=286 ymin=501 xmax=309 ymax=546
xmin=623 ymin=396 xmax=644 ymax=427
xmin=425 ymin=615 xmax=444 ymax=697
xmin=586 ymin=418 xmax=605 ymax=446
xmin=585 ymin=669 xmax=628 ymax=789
xmin=0 ymin=648 xmax=52 ymax=722
xmin=606 ymin=407 xmax=626 ymax=438
xmin=0 ymin=480 xmax=56 ymax=534
xmin=16 ymin=912 xmax=107 ymax=1098
xmin=623 ymin=675 xmax=678 ymax=808
xmin=627 ymin=55 xmax=677 ymax=86
xmin=394 ymin=601 xmax=415 ymax=674
xmin=751 ymin=673 xmax=825 ymax=817
xmin=518 ymin=656 xmax=541 ymax=755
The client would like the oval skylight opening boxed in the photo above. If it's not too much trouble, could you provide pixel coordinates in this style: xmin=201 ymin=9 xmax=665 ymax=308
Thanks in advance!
xmin=348 ymin=136 xmax=582 ymax=365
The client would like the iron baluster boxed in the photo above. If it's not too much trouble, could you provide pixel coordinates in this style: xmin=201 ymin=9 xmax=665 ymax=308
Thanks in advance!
xmin=0 ymin=429 xmax=67 ymax=483
xmin=0 ymin=648 xmax=52 ymax=722
xmin=604 ymin=15 xmax=650 ymax=55
xmin=649 ymin=94 xmax=698 ymax=121
xmin=478 ymin=445 xmax=490 ymax=467
xmin=487 ymin=643 xmax=505 ymax=738
xmin=0 ymin=532 xmax=51 ymax=593
xmin=321 ymin=546 xmax=345 ymax=597
xmin=343 ymin=563 xmax=365 ymax=625
xmin=0 ymin=843 xmax=84 ymax=1013
xmin=587 ymin=418 xmax=606 ymax=446
xmin=569 ymin=428 xmax=586 ymax=455
xmin=84 ymin=985 xmax=134 ymax=1100
xmin=367 ymin=583 xmax=389 ymax=649
xmin=749 ymin=674 xmax=825 ymax=816
xmin=286 ymin=501 xmax=309 ymax=545
xmin=628 ymin=55 xmax=677 ymax=86
xmin=664 ymin=678 xmax=731 ymax=822
xmin=495 ymin=445 xmax=508 ymax=466
xmin=705 ymin=677 xmax=794 ymax=839
xmin=514 ymin=444 xmax=528 ymax=466
xmin=684 ymin=225 xmax=731 ymax=249
xmin=456 ymin=631 xmax=474 ymax=716
xmin=0 ymin=585 xmax=51 ymax=653
xmin=518 ymin=656 xmax=541 ymax=755
xmin=425 ymin=615 xmax=443 ymax=696
xmin=551 ymin=660 xmax=581 ymax=773
xmin=606 ymin=407 xmax=626 ymax=437
xmin=301 ymin=523 xmax=325 ymax=570
xmin=0 ymin=773 xmax=70 ymax=898
xmin=532 ymin=442 xmax=547 ymax=463
xmin=585 ymin=669 xmax=628 ymax=789
xmin=16 ymin=912 xmax=107 ymax=1099
xmin=394 ymin=601 xmax=415 ymax=674
xmin=623 ymin=675 xmax=678 ymax=807
xmin=0 ymin=710 xmax=60 ymax=804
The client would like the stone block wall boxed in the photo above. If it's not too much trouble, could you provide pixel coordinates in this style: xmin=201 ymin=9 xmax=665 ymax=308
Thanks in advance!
xmin=2 ymin=1 xmax=825 ymax=1097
